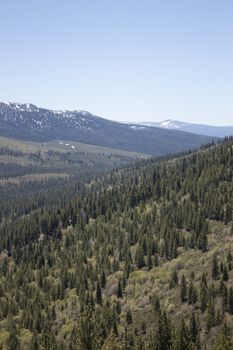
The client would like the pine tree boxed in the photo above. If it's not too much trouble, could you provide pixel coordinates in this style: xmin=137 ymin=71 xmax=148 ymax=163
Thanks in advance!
xmin=228 ymin=286 xmax=233 ymax=314
xmin=212 ymin=253 xmax=219 ymax=280
xmin=206 ymin=298 xmax=216 ymax=330
xmin=198 ymin=229 xmax=207 ymax=252
xmin=160 ymin=311 xmax=172 ymax=350
xmin=188 ymin=281 xmax=198 ymax=305
xmin=147 ymin=312 xmax=171 ymax=350
xmin=169 ymin=270 xmax=178 ymax=289
xmin=101 ymin=270 xmax=106 ymax=288
xmin=96 ymin=281 xmax=102 ymax=305
xmin=180 ymin=274 xmax=187 ymax=303
xmin=126 ymin=309 xmax=133 ymax=325
xmin=227 ymin=251 xmax=232 ymax=270
xmin=173 ymin=318 xmax=193 ymax=350
xmin=189 ymin=311 xmax=198 ymax=344
xmin=117 ymin=280 xmax=123 ymax=298
xmin=75 ymin=307 xmax=101 ymax=350
xmin=223 ymin=265 xmax=228 ymax=281
xmin=200 ymin=280 xmax=208 ymax=313
xmin=146 ymin=253 xmax=153 ymax=271
xmin=115 ymin=300 xmax=121 ymax=315
xmin=201 ymin=272 xmax=207 ymax=288
xmin=135 ymin=246 xmax=145 ymax=268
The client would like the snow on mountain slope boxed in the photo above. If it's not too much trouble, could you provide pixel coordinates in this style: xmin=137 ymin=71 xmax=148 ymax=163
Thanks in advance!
xmin=139 ymin=119 xmax=233 ymax=138
xmin=0 ymin=102 xmax=217 ymax=156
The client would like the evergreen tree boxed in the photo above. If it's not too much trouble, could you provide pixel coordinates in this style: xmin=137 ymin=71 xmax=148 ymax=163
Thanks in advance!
xmin=180 ymin=274 xmax=187 ymax=303
xmin=212 ymin=253 xmax=219 ymax=280
xmin=200 ymin=283 xmax=208 ymax=313
xmin=147 ymin=311 xmax=171 ymax=350
xmin=189 ymin=311 xmax=198 ymax=344
xmin=173 ymin=318 xmax=193 ymax=350
xmin=188 ymin=281 xmax=198 ymax=305
xmin=117 ymin=280 xmax=123 ymax=298
xmin=222 ymin=265 xmax=228 ymax=281
xmin=169 ymin=270 xmax=178 ymax=289
xmin=135 ymin=246 xmax=145 ymax=269
xmin=126 ymin=309 xmax=133 ymax=325
xmin=75 ymin=307 xmax=101 ymax=350
xmin=101 ymin=270 xmax=106 ymax=288
xmin=206 ymin=298 xmax=216 ymax=330
xmin=146 ymin=253 xmax=153 ymax=271
xmin=96 ymin=281 xmax=102 ymax=305
xmin=228 ymin=286 xmax=233 ymax=314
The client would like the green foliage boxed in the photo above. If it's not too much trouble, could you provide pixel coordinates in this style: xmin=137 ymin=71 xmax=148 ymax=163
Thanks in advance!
xmin=0 ymin=137 xmax=233 ymax=349
xmin=180 ymin=275 xmax=187 ymax=303
xmin=5 ymin=322 xmax=20 ymax=350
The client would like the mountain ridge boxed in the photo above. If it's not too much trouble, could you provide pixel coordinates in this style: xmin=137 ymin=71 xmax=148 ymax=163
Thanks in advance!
xmin=138 ymin=119 xmax=233 ymax=138
xmin=0 ymin=102 xmax=217 ymax=156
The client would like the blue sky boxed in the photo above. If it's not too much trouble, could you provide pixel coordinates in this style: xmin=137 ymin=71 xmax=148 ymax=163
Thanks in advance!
xmin=0 ymin=0 xmax=233 ymax=124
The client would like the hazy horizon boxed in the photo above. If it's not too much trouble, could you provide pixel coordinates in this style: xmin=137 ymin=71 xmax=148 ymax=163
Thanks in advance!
xmin=1 ymin=0 xmax=233 ymax=125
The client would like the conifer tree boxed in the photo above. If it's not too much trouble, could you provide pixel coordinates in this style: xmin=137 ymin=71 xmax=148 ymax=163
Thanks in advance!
xmin=96 ymin=281 xmax=102 ymax=305
xmin=169 ymin=270 xmax=178 ymax=289
xmin=228 ymin=286 xmax=233 ymax=314
xmin=189 ymin=311 xmax=198 ymax=344
xmin=101 ymin=270 xmax=106 ymax=288
xmin=206 ymin=298 xmax=216 ymax=330
xmin=117 ymin=280 xmax=123 ymax=298
xmin=188 ymin=281 xmax=198 ymax=305
xmin=223 ymin=265 xmax=228 ymax=281
xmin=126 ymin=309 xmax=133 ymax=325
xmin=135 ymin=246 xmax=145 ymax=268
xmin=180 ymin=274 xmax=187 ymax=303
xmin=146 ymin=253 xmax=153 ymax=271
xmin=173 ymin=318 xmax=193 ymax=350
xmin=212 ymin=253 xmax=219 ymax=280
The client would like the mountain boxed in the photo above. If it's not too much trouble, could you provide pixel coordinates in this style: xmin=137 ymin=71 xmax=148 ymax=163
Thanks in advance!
xmin=0 ymin=137 xmax=233 ymax=349
xmin=139 ymin=119 xmax=233 ymax=138
xmin=0 ymin=102 xmax=217 ymax=156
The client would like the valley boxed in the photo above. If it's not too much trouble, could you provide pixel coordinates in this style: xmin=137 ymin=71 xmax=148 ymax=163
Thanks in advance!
xmin=0 ymin=136 xmax=146 ymax=182
xmin=0 ymin=136 xmax=232 ymax=349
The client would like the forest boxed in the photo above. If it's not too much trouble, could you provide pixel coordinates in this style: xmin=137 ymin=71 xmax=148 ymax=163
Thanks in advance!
xmin=0 ymin=137 xmax=233 ymax=349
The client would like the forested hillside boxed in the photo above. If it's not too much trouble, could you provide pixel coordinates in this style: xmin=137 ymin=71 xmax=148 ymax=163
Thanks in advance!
xmin=0 ymin=136 xmax=146 ymax=182
xmin=0 ymin=138 xmax=233 ymax=349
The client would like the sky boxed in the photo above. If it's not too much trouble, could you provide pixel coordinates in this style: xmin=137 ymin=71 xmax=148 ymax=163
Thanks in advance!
xmin=0 ymin=0 xmax=233 ymax=125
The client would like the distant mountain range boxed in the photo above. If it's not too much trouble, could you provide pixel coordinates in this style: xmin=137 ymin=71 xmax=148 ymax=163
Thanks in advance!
xmin=138 ymin=119 xmax=233 ymax=138
xmin=0 ymin=102 xmax=217 ymax=156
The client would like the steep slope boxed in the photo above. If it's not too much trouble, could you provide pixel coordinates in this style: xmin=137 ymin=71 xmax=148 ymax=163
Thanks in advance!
xmin=139 ymin=119 xmax=233 ymax=138
xmin=0 ymin=138 xmax=233 ymax=349
xmin=0 ymin=102 xmax=217 ymax=155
